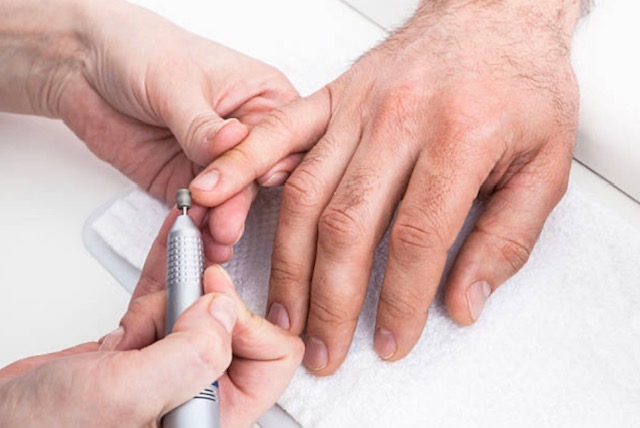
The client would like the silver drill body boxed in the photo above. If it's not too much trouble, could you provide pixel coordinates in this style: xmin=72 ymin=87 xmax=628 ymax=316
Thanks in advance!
xmin=162 ymin=189 xmax=220 ymax=428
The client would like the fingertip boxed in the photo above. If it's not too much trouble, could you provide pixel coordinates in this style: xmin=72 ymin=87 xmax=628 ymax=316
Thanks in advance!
xmin=286 ymin=333 xmax=306 ymax=367
xmin=208 ymin=119 xmax=250 ymax=159
xmin=208 ymin=293 xmax=239 ymax=334
xmin=208 ymin=211 xmax=245 ymax=245
xmin=206 ymin=188 xmax=252 ymax=245
xmin=98 ymin=326 xmax=125 ymax=352
xmin=257 ymin=153 xmax=305 ymax=187
xmin=207 ymin=244 xmax=233 ymax=264
xmin=204 ymin=265 xmax=236 ymax=295
xmin=445 ymin=283 xmax=476 ymax=326
xmin=467 ymin=280 xmax=492 ymax=322
xmin=372 ymin=325 xmax=419 ymax=362
xmin=373 ymin=327 xmax=397 ymax=361
xmin=303 ymin=336 xmax=330 ymax=375
xmin=447 ymin=280 xmax=494 ymax=326
xmin=266 ymin=302 xmax=291 ymax=331
xmin=190 ymin=169 xmax=220 ymax=200
xmin=203 ymin=230 xmax=234 ymax=262
xmin=445 ymin=255 xmax=491 ymax=326
xmin=260 ymin=171 xmax=290 ymax=187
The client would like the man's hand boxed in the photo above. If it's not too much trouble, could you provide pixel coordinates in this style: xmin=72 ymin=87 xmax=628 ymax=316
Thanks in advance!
xmin=0 ymin=0 xmax=300 ymax=262
xmin=191 ymin=0 xmax=582 ymax=374
xmin=0 ymin=265 xmax=303 ymax=427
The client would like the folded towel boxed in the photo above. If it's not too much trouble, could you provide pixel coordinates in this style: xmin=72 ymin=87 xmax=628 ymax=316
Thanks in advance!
xmin=91 ymin=184 xmax=640 ymax=427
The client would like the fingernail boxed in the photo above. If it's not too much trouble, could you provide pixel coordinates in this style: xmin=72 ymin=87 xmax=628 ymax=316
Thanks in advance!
xmin=303 ymin=337 xmax=328 ymax=371
xmin=209 ymin=294 xmax=238 ymax=333
xmin=99 ymin=326 xmax=124 ymax=352
xmin=374 ymin=327 xmax=397 ymax=360
xmin=192 ymin=169 xmax=219 ymax=190
xmin=267 ymin=303 xmax=290 ymax=330
xmin=261 ymin=171 xmax=289 ymax=187
xmin=467 ymin=280 xmax=492 ymax=322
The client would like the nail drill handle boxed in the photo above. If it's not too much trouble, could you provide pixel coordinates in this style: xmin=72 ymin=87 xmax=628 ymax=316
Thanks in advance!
xmin=162 ymin=190 xmax=220 ymax=428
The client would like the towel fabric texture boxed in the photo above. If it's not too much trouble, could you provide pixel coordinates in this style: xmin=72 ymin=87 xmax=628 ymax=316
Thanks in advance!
xmin=91 ymin=184 xmax=640 ymax=427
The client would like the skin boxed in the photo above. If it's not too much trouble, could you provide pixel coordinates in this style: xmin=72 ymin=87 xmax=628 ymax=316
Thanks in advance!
xmin=1 ymin=0 xmax=305 ymax=424
xmin=192 ymin=0 xmax=585 ymax=375
xmin=0 ymin=264 xmax=304 ymax=428
xmin=0 ymin=0 xmax=300 ymax=263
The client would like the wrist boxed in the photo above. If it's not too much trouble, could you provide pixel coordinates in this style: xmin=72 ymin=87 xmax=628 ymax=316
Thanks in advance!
xmin=376 ymin=0 xmax=584 ymax=68
xmin=408 ymin=0 xmax=582 ymax=45
xmin=0 ymin=0 xmax=91 ymax=117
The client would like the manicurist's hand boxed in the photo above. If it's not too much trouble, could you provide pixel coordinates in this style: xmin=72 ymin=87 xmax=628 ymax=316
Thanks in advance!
xmin=0 ymin=264 xmax=303 ymax=428
xmin=191 ymin=0 xmax=584 ymax=374
xmin=0 ymin=0 xmax=300 ymax=262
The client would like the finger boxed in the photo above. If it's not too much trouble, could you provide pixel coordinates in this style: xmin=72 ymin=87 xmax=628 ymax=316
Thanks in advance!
xmin=207 ymin=119 xmax=250 ymax=160
xmin=163 ymin=93 xmax=250 ymax=165
xmin=0 ymin=343 xmax=99 ymax=379
xmin=103 ymin=292 xmax=238 ymax=420
xmin=203 ymin=266 xmax=304 ymax=426
xmin=301 ymin=121 xmax=420 ymax=375
xmin=202 ymin=228 xmax=233 ymax=263
xmin=445 ymin=144 xmax=572 ymax=325
xmin=375 ymin=141 xmax=497 ymax=362
xmin=190 ymin=88 xmax=332 ymax=207
xmin=266 ymin=118 xmax=363 ymax=337
xmin=205 ymin=265 xmax=303 ymax=357
xmin=131 ymin=204 xmax=207 ymax=302
xmin=101 ymin=291 xmax=166 ymax=352
xmin=207 ymin=184 xmax=258 ymax=245
xmin=258 ymin=153 xmax=306 ymax=187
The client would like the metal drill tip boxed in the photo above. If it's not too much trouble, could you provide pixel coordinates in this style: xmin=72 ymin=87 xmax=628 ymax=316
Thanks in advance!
xmin=176 ymin=188 xmax=192 ymax=212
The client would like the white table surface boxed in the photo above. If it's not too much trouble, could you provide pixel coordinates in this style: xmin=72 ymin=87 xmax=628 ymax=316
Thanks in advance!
xmin=1 ymin=0 xmax=639 ymax=411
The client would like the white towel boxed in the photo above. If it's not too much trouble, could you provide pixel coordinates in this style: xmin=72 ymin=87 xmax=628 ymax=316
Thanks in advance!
xmin=91 ymin=184 xmax=640 ymax=427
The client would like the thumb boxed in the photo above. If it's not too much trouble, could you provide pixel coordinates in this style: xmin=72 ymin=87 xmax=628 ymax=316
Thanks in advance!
xmin=165 ymin=97 xmax=249 ymax=165
xmin=445 ymin=148 xmax=571 ymax=325
xmin=106 ymin=292 xmax=238 ymax=420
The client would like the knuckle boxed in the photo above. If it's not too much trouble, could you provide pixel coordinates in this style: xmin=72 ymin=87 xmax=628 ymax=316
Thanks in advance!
xmin=318 ymin=206 xmax=365 ymax=247
xmin=269 ymin=259 xmax=308 ymax=291
xmin=373 ymin=85 xmax=423 ymax=147
xmin=491 ymin=233 xmax=532 ymax=273
xmin=260 ymin=107 xmax=294 ymax=140
xmin=309 ymin=293 xmax=359 ymax=327
xmin=184 ymin=330 xmax=231 ymax=374
xmin=378 ymin=83 xmax=422 ymax=122
xmin=184 ymin=112 xmax=219 ymax=147
xmin=124 ymin=295 xmax=152 ymax=320
xmin=281 ymin=168 xmax=325 ymax=211
xmin=379 ymin=286 xmax=429 ymax=323
xmin=308 ymin=132 xmax=341 ymax=162
xmin=390 ymin=214 xmax=445 ymax=262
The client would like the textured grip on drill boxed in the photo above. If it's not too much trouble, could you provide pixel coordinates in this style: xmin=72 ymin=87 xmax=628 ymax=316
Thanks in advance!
xmin=167 ymin=234 xmax=204 ymax=286
xmin=165 ymin=215 xmax=205 ymax=335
